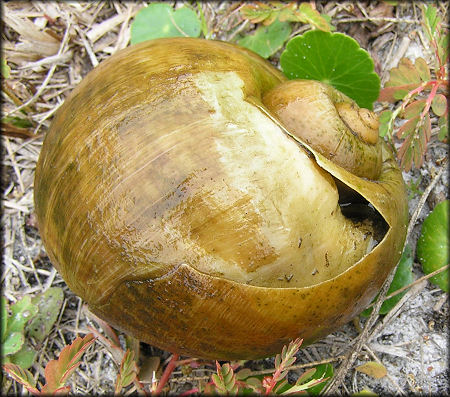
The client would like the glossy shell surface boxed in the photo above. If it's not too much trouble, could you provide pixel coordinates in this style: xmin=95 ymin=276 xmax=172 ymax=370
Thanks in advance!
xmin=34 ymin=38 xmax=408 ymax=359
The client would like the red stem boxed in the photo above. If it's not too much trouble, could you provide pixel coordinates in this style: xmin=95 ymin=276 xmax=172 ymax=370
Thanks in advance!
xmin=154 ymin=353 xmax=179 ymax=395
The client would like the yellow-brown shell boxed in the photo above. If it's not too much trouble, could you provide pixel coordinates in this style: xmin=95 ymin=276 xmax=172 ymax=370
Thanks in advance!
xmin=34 ymin=38 xmax=408 ymax=359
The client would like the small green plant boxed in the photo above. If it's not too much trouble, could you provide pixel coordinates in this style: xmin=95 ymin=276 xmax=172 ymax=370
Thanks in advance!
xmin=417 ymin=200 xmax=449 ymax=292
xmin=208 ymin=339 xmax=330 ymax=395
xmin=239 ymin=2 xmax=333 ymax=31
xmin=2 ymin=288 xmax=63 ymax=369
xmin=3 ymin=334 xmax=96 ymax=395
xmin=237 ymin=1 xmax=333 ymax=58
xmin=378 ymin=4 xmax=449 ymax=171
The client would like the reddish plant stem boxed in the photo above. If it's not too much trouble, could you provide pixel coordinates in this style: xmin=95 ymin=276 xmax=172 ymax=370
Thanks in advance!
xmin=154 ymin=353 xmax=179 ymax=395
xmin=420 ymin=81 xmax=440 ymax=119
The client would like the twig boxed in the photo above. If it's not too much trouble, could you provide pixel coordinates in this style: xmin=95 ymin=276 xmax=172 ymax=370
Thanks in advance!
xmin=336 ymin=17 xmax=419 ymax=24
xmin=364 ymin=264 xmax=449 ymax=310
xmin=4 ymin=21 xmax=72 ymax=117
xmin=323 ymin=160 xmax=447 ymax=395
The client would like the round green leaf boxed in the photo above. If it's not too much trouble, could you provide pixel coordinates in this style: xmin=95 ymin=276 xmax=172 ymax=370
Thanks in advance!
xmin=431 ymin=93 xmax=447 ymax=116
xmin=417 ymin=200 xmax=449 ymax=292
xmin=3 ymin=331 xmax=25 ymax=356
xmin=237 ymin=19 xmax=291 ymax=59
xmin=280 ymin=30 xmax=380 ymax=109
xmin=130 ymin=3 xmax=201 ymax=45
xmin=10 ymin=343 xmax=37 ymax=369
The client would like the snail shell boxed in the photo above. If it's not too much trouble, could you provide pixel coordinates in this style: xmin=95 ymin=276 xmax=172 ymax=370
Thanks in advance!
xmin=34 ymin=38 xmax=407 ymax=359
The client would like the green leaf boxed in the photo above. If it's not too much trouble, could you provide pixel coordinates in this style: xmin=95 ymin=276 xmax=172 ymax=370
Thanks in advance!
xmin=417 ymin=200 xmax=449 ymax=292
xmin=2 ymin=363 xmax=39 ymax=394
xmin=431 ymin=94 xmax=447 ymax=116
xmin=438 ymin=115 xmax=448 ymax=141
xmin=280 ymin=30 xmax=380 ymax=109
xmin=27 ymin=287 xmax=64 ymax=342
xmin=355 ymin=361 xmax=387 ymax=379
xmin=115 ymin=350 xmax=138 ymax=392
xmin=237 ymin=19 xmax=291 ymax=59
xmin=2 ymin=58 xmax=10 ymax=79
xmin=130 ymin=3 xmax=201 ymax=45
xmin=8 ymin=296 xmax=38 ymax=334
xmin=385 ymin=58 xmax=421 ymax=87
xmin=422 ymin=4 xmax=439 ymax=42
xmin=414 ymin=57 xmax=431 ymax=81
xmin=212 ymin=361 xmax=239 ymax=395
xmin=404 ymin=99 xmax=426 ymax=119
xmin=9 ymin=343 xmax=37 ymax=369
xmin=378 ymin=109 xmax=393 ymax=137
xmin=41 ymin=333 xmax=96 ymax=395
xmin=1 ymin=297 xmax=7 ymax=342
xmin=3 ymin=332 xmax=25 ymax=356
xmin=297 ymin=3 xmax=332 ymax=32
xmin=2 ymin=116 xmax=33 ymax=128
xmin=306 ymin=363 xmax=334 ymax=395
xmin=362 ymin=245 xmax=414 ymax=316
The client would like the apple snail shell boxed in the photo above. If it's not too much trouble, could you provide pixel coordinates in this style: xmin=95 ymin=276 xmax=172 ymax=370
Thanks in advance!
xmin=34 ymin=38 xmax=407 ymax=359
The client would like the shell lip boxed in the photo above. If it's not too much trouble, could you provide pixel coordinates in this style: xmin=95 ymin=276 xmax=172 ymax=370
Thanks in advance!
xmin=121 ymin=222 xmax=396 ymax=293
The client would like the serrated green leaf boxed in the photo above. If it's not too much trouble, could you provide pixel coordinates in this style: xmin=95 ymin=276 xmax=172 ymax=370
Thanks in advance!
xmin=237 ymin=18 xmax=291 ymax=59
xmin=27 ymin=287 xmax=64 ymax=342
xmin=431 ymin=94 xmax=447 ymax=116
xmin=41 ymin=333 xmax=96 ymax=394
xmin=3 ymin=332 xmax=25 ymax=356
xmin=2 ymin=363 xmax=39 ymax=394
xmin=8 ymin=296 xmax=38 ymax=335
xmin=417 ymin=200 xmax=449 ymax=292
xmin=130 ymin=3 xmax=201 ymax=45
xmin=9 ymin=343 xmax=37 ymax=369
xmin=280 ymin=30 xmax=380 ymax=109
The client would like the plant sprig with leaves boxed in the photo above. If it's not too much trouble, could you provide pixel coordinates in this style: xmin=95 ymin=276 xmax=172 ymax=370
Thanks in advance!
xmin=378 ymin=4 xmax=449 ymax=171
xmin=239 ymin=1 xmax=333 ymax=32
xmin=209 ymin=339 xmax=328 ymax=395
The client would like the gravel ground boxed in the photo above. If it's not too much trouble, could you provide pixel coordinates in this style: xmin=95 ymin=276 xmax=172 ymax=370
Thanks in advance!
xmin=2 ymin=1 xmax=448 ymax=395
